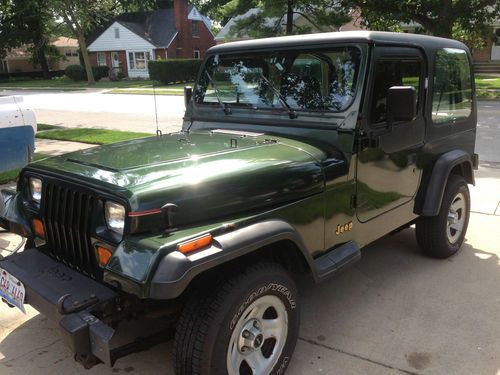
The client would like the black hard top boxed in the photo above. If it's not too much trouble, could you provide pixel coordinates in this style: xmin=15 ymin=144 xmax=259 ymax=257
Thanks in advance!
xmin=208 ymin=31 xmax=469 ymax=54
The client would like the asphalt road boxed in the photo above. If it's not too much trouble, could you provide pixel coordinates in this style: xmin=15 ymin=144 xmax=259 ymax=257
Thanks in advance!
xmin=2 ymin=89 xmax=499 ymax=164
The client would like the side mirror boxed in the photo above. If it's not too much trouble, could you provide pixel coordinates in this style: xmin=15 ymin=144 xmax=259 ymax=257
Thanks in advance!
xmin=184 ymin=86 xmax=193 ymax=108
xmin=386 ymin=86 xmax=417 ymax=122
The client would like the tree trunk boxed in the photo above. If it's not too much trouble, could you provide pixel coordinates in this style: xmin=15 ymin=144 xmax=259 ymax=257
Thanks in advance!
xmin=35 ymin=45 xmax=51 ymax=79
xmin=76 ymin=30 xmax=95 ymax=85
xmin=286 ymin=0 xmax=294 ymax=35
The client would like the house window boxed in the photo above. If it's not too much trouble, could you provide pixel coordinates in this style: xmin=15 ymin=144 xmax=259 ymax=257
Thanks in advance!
xmin=193 ymin=50 xmax=201 ymax=59
xmin=192 ymin=21 xmax=200 ymax=37
xmin=115 ymin=27 xmax=120 ymax=39
xmin=128 ymin=51 xmax=151 ymax=70
xmin=65 ymin=51 xmax=72 ymax=57
xmin=97 ymin=52 xmax=106 ymax=66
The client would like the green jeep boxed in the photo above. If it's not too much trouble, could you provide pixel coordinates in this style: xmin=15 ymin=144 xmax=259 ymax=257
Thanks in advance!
xmin=0 ymin=31 xmax=478 ymax=374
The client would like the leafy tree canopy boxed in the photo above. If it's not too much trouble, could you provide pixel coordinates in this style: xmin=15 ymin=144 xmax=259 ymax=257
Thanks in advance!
xmin=344 ymin=0 xmax=500 ymax=49
xmin=198 ymin=0 xmax=350 ymax=39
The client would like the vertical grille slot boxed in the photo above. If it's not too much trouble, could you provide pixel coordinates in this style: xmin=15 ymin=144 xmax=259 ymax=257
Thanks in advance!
xmin=43 ymin=181 xmax=101 ymax=279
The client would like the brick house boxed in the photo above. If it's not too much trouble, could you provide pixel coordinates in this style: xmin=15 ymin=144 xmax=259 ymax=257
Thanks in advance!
xmin=87 ymin=0 xmax=215 ymax=78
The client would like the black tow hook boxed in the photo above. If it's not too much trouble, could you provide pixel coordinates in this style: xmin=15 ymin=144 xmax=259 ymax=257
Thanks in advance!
xmin=57 ymin=293 xmax=99 ymax=315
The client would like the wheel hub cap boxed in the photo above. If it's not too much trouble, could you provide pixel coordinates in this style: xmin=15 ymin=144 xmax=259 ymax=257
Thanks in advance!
xmin=238 ymin=319 xmax=264 ymax=353
xmin=227 ymin=295 xmax=288 ymax=375
xmin=447 ymin=192 xmax=466 ymax=244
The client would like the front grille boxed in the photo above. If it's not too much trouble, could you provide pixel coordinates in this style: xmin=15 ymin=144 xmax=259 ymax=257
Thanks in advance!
xmin=42 ymin=182 xmax=101 ymax=279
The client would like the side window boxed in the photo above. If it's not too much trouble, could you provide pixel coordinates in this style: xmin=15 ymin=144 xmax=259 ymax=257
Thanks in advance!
xmin=432 ymin=48 xmax=472 ymax=124
xmin=370 ymin=60 xmax=421 ymax=124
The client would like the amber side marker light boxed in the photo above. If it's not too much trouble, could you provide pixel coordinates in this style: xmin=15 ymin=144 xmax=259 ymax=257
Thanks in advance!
xmin=32 ymin=218 xmax=45 ymax=239
xmin=177 ymin=234 xmax=213 ymax=254
xmin=97 ymin=246 xmax=112 ymax=266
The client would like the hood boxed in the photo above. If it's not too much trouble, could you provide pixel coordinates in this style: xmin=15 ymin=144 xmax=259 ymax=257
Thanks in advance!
xmin=31 ymin=131 xmax=339 ymax=228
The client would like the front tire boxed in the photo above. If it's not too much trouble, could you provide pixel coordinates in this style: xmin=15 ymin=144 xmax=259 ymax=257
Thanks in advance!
xmin=416 ymin=175 xmax=470 ymax=258
xmin=175 ymin=262 xmax=300 ymax=375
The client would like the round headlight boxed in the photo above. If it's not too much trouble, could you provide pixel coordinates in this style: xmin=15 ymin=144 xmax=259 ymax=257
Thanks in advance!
xmin=105 ymin=201 xmax=125 ymax=235
xmin=29 ymin=177 xmax=42 ymax=203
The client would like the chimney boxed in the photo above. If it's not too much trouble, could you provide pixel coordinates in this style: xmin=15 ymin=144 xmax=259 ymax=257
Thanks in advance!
xmin=174 ymin=0 xmax=189 ymax=53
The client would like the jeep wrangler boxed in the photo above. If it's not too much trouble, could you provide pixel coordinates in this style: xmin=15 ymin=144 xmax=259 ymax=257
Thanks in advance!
xmin=0 ymin=31 xmax=478 ymax=375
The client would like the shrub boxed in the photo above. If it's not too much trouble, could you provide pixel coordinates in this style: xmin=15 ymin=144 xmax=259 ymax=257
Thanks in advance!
xmin=65 ymin=65 xmax=110 ymax=81
xmin=148 ymin=59 xmax=203 ymax=84
xmin=92 ymin=66 xmax=110 ymax=80
xmin=65 ymin=64 xmax=86 ymax=81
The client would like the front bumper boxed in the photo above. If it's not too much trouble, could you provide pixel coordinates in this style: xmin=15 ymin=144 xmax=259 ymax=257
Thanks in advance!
xmin=0 ymin=248 xmax=121 ymax=365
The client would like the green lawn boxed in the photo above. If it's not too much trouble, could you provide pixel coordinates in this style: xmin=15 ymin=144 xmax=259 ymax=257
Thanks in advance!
xmin=36 ymin=128 xmax=151 ymax=145
xmin=37 ymin=123 xmax=61 ymax=131
xmin=0 ymin=76 xmax=192 ymax=90
xmin=0 ymin=154 xmax=50 ymax=184
xmin=475 ymin=75 xmax=500 ymax=90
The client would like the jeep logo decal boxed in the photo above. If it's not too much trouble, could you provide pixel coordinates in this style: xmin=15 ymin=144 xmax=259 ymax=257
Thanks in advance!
xmin=336 ymin=221 xmax=353 ymax=235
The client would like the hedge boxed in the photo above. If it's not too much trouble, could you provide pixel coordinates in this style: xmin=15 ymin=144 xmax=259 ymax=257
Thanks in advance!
xmin=148 ymin=59 xmax=202 ymax=84
xmin=65 ymin=64 xmax=110 ymax=81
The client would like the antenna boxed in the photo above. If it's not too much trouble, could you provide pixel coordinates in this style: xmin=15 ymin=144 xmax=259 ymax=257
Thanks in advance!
xmin=153 ymin=81 xmax=161 ymax=136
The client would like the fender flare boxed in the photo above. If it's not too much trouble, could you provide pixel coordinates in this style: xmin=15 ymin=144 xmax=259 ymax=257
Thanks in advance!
xmin=416 ymin=150 xmax=474 ymax=217
xmin=149 ymin=220 xmax=314 ymax=300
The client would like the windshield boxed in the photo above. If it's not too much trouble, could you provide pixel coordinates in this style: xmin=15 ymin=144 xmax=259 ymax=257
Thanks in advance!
xmin=194 ymin=46 xmax=362 ymax=113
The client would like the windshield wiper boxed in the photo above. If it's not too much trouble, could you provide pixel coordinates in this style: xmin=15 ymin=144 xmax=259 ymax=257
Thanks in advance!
xmin=205 ymin=70 xmax=231 ymax=115
xmin=259 ymin=73 xmax=297 ymax=119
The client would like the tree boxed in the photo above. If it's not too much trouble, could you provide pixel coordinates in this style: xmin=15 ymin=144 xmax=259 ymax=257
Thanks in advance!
xmin=0 ymin=0 xmax=54 ymax=78
xmin=208 ymin=0 xmax=351 ymax=39
xmin=345 ymin=0 xmax=500 ymax=45
xmin=51 ymin=0 xmax=115 ymax=85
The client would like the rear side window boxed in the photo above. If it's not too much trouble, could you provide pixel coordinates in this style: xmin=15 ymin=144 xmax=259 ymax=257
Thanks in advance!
xmin=432 ymin=48 xmax=472 ymax=124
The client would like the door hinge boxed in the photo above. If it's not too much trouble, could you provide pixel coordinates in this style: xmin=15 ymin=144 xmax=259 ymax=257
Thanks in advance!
xmin=350 ymin=194 xmax=357 ymax=209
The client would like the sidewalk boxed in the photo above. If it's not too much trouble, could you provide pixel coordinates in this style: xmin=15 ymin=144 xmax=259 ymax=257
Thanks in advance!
xmin=36 ymin=138 xmax=96 ymax=156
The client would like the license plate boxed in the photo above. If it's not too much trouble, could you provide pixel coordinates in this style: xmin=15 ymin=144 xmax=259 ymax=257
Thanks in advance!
xmin=0 ymin=267 xmax=26 ymax=313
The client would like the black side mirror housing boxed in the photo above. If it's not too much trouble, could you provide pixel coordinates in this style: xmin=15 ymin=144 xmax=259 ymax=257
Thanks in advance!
xmin=184 ymin=86 xmax=193 ymax=108
xmin=386 ymin=86 xmax=417 ymax=122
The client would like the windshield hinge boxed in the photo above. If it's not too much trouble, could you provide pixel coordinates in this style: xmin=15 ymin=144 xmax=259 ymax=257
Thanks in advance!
xmin=350 ymin=194 xmax=357 ymax=209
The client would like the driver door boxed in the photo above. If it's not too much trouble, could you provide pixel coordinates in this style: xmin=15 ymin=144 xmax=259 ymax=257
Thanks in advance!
xmin=356 ymin=47 xmax=426 ymax=222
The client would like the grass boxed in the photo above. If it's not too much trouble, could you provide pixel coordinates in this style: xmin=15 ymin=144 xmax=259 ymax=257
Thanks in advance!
xmin=0 ymin=154 xmax=50 ymax=184
xmin=37 ymin=123 xmax=61 ymax=131
xmin=0 ymin=76 xmax=193 ymax=90
xmin=475 ymin=75 xmax=500 ymax=90
xmin=36 ymin=128 xmax=151 ymax=145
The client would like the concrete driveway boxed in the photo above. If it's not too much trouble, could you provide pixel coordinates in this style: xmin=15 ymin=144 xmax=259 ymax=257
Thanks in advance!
xmin=1 ymin=166 xmax=499 ymax=375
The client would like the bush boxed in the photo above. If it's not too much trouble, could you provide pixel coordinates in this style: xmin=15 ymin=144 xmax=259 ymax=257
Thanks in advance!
xmin=65 ymin=65 xmax=110 ymax=81
xmin=65 ymin=64 xmax=86 ymax=81
xmin=92 ymin=66 xmax=110 ymax=80
xmin=148 ymin=59 xmax=202 ymax=84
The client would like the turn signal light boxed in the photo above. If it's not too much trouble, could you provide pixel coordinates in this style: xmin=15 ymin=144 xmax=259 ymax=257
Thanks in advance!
xmin=177 ymin=234 xmax=213 ymax=254
xmin=97 ymin=246 xmax=112 ymax=266
xmin=32 ymin=218 xmax=45 ymax=239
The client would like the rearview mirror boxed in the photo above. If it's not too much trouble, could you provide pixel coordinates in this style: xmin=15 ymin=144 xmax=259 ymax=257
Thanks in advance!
xmin=386 ymin=86 xmax=417 ymax=122
xmin=184 ymin=86 xmax=193 ymax=108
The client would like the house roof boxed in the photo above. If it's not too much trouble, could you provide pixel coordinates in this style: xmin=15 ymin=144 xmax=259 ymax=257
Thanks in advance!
xmin=51 ymin=37 xmax=79 ymax=47
xmin=87 ymin=8 xmax=212 ymax=48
